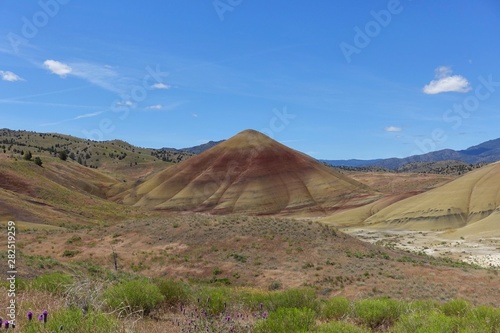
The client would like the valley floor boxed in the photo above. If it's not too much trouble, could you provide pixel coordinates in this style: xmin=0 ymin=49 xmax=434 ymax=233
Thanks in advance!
xmin=343 ymin=228 xmax=500 ymax=269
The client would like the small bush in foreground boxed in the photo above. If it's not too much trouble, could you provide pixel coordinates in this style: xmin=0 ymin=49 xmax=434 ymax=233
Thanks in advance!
xmin=320 ymin=296 xmax=350 ymax=320
xmin=392 ymin=311 xmax=457 ymax=333
xmin=441 ymin=298 xmax=470 ymax=317
xmin=240 ymin=287 xmax=319 ymax=313
xmin=30 ymin=272 xmax=73 ymax=295
xmin=104 ymin=278 xmax=164 ymax=316
xmin=254 ymin=307 xmax=316 ymax=333
xmin=353 ymin=298 xmax=402 ymax=329
xmin=24 ymin=309 xmax=117 ymax=333
xmin=155 ymin=278 xmax=191 ymax=306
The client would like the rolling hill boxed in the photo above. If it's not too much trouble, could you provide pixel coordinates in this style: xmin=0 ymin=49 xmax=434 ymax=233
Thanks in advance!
xmin=323 ymin=161 xmax=500 ymax=236
xmin=122 ymin=129 xmax=378 ymax=215
xmin=0 ymin=155 xmax=137 ymax=225
xmin=0 ymin=128 xmax=192 ymax=180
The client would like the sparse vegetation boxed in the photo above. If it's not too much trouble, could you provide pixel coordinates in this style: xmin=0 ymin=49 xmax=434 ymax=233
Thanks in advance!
xmin=1 ymin=129 xmax=500 ymax=332
xmin=2 ymin=263 xmax=499 ymax=332
xmin=103 ymin=278 xmax=164 ymax=316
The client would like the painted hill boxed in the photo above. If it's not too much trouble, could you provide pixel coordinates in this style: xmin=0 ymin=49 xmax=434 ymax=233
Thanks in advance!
xmin=0 ymin=155 xmax=137 ymax=225
xmin=323 ymin=162 xmax=500 ymax=235
xmin=323 ymin=137 xmax=500 ymax=169
xmin=122 ymin=130 xmax=378 ymax=215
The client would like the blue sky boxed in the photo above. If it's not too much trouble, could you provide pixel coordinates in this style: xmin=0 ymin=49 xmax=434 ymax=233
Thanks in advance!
xmin=1 ymin=1 xmax=499 ymax=159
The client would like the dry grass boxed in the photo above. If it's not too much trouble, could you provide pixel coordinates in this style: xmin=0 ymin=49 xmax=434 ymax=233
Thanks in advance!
xmin=6 ymin=213 xmax=499 ymax=307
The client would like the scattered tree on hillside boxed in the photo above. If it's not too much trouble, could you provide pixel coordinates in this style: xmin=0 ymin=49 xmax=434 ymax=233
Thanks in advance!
xmin=58 ymin=151 xmax=68 ymax=161
xmin=23 ymin=150 xmax=32 ymax=160
xmin=34 ymin=157 xmax=43 ymax=166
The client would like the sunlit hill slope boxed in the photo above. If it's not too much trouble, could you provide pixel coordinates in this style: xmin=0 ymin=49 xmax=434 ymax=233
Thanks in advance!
xmin=122 ymin=130 xmax=378 ymax=215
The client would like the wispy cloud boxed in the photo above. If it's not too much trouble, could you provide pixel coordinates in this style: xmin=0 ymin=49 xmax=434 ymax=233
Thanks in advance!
xmin=40 ymin=111 xmax=107 ymax=127
xmin=144 ymin=101 xmax=185 ymax=111
xmin=145 ymin=104 xmax=163 ymax=110
xmin=44 ymin=60 xmax=72 ymax=77
xmin=0 ymin=70 xmax=24 ymax=82
xmin=0 ymin=99 xmax=102 ymax=109
xmin=384 ymin=126 xmax=402 ymax=132
xmin=74 ymin=111 xmax=104 ymax=119
xmin=152 ymin=83 xmax=170 ymax=89
xmin=423 ymin=66 xmax=471 ymax=94
xmin=70 ymin=62 xmax=124 ymax=93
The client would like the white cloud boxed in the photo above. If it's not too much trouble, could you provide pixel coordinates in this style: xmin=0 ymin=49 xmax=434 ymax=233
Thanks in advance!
xmin=116 ymin=100 xmax=135 ymax=107
xmin=152 ymin=83 xmax=170 ymax=89
xmin=423 ymin=66 xmax=471 ymax=94
xmin=75 ymin=111 xmax=104 ymax=119
xmin=146 ymin=104 xmax=162 ymax=110
xmin=43 ymin=60 xmax=72 ymax=77
xmin=384 ymin=126 xmax=402 ymax=132
xmin=0 ymin=70 xmax=23 ymax=82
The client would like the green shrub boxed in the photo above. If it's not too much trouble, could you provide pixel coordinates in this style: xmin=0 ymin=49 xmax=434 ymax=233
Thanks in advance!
xmin=392 ymin=311 xmax=458 ymax=333
xmin=238 ymin=287 xmax=319 ymax=313
xmin=320 ymin=296 xmax=350 ymax=320
xmin=104 ymin=278 xmax=164 ymax=315
xmin=30 ymin=272 xmax=73 ymax=295
xmin=406 ymin=299 xmax=439 ymax=314
xmin=353 ymin=298 xmax=402 ymax=329
xmin=266 ymin=288 xmax=319 ymax=312
xmin=154 ymin=278 xmax=190 ymax=306
xmin=254 ymin=307 xmax=316 ymax=333
xmin=461 ymin=305 xmax=500 ymax=332
xmin=268 ymin=280 xmax=282 ymax=290
xmin=24 ymin=309 xmax=117 ymax=333
xmin=62 ymin=250 xmax=81 ymax=257
xmin=441 ymin=299 xmax=470 ymax=317
xmin=315 ymin=321 xmax=369 ymax=333
xmin=193 ymin=285 xmax=232 ymax=315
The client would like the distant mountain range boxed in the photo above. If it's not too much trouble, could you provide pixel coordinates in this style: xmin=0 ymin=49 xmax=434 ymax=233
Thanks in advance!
xmin=163 ymin=140 xmax=225 ymax=155
xmin=322 ymin=138 xmax=500 ymax=170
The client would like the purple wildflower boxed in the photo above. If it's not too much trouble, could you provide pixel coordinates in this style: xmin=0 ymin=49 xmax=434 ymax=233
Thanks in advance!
xmin=38 ymin=314 xmax=44 ymax=321
xmin=43 ymin=310 xmax=48 ymax=323
xmin=4 ymin=321 xmax=9 ymax=329
xmin=0 ymin=319 xmax=2 ymax=326
xmin=260 ymin=302 xmax=263 ymax=310
xmin=27 ymin=311 xmax=33 ymax=321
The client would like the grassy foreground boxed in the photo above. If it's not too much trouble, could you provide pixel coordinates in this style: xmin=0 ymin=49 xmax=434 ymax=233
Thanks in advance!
xmin=2 ymin=272 xmax=499 ymax=332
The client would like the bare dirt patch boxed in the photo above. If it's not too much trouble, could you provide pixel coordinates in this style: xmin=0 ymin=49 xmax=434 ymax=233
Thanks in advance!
xmin=343 ymin=228 xmax=500 ymax=269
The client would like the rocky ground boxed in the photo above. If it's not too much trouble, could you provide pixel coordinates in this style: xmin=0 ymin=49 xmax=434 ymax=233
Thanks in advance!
xmin=343 ymin=228 xmax=500 ymax=269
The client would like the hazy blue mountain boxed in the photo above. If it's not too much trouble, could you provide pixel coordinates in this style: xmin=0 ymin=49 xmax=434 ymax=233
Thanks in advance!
xmin=322 ymin=138 xmax=500 ymax=170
